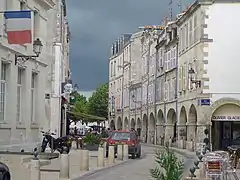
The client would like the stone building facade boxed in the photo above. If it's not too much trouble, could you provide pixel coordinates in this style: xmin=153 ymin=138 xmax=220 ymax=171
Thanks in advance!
xmin=109 ymin=0 xmax=240 ymax=151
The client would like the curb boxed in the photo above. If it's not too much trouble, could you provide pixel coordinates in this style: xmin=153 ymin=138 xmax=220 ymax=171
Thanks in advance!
xmin=142 ymin=144 xmax=196 ymax=159
xmin=72 ymin=159 xmax=131 ymax=180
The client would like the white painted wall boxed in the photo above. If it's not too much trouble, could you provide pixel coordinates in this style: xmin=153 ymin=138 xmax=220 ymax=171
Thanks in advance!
xmin=205 ymin=3 xmax=240 ymax=102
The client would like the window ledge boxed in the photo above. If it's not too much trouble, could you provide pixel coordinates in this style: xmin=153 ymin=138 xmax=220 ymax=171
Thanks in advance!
xmin=0 ymin=122 xmax=11 ymax=129
xmin=16 ymin=123 xmax=26 ymax=129
xmin=30 ymin=123 xmax=39 ymax=129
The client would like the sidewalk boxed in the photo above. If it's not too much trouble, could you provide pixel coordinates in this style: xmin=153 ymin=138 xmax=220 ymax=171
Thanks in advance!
xmin=0 ymin=149 xmax=128 ymax=180
xmin=142 ymin=143 xmax=196 ymax=158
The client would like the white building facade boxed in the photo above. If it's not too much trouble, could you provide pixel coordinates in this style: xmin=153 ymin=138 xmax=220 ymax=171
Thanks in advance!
xmin=109 ymin=0 xmax=240 ymax=151
xmin=0 ymin=0 xmax=70 ymax=151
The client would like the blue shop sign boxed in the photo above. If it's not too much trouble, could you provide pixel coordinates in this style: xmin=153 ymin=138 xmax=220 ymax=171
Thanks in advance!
xmin=200 ymin=99 xmax=210 ymax=106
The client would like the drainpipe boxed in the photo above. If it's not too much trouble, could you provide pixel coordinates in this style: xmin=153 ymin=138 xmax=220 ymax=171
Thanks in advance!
xmin=154 ymin=44 xmax=158 ymax=145
xmin=121 ymin=50 xmax=125 ymax=130
xmin=175 ymin=42 xmax=179 ymax=144
xmin=146 ymin=35 xmax=151 ymax=144
xmin=128 ymin=43 xmax=131 ymax=129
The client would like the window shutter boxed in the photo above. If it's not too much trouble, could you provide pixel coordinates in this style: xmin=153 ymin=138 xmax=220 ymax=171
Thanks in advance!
xmin=178 ymin=66 xmax=182 ymax=92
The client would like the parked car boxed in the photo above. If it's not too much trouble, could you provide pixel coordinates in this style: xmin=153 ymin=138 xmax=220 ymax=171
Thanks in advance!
xmin=105 ymin=130 xmax=141 ymax=159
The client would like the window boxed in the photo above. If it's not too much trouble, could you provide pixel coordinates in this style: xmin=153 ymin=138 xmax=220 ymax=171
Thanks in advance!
xmin=172 ymin=78 xmax=176 ymax=99
xmin=182 ymin=26 xmax=186 ymax=50
xmin=186 ymin=24 xmax=189 ymax=48
xmin=178 ymin=66 xmax=182 ymax=92
xmin=164 ymin=81 xmax=168 ymax=100
xmin=193 ymin=15 xmax=198 ymax=43
xmin=160 ymin=78 xmax=164 ymax=101
xmin=189 ymin=18 xmax=193 ymax=45
xmin=110 ymin=62 xmax=113 ymax=77
xmin=0 ymin=63 xmax=7 ymax=121
xmin=183 ymin=64 xmax=187 ymax=90
xmin=17 ymin=68 xmax=24 ymax=122
xmin=30 ymin=72 xmax=37 ymax=122
xmin=167 ymin=51 xmax=171 ymax=70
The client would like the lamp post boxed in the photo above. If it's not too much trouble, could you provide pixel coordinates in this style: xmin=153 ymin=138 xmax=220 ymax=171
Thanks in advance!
xmin=15 ymin=38 xmax=43 ymax=65
xmin=73 ymin=84 xmax=79 ymax=92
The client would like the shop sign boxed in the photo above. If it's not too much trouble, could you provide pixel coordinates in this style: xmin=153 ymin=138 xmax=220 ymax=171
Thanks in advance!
xmin=212 ymin=115 xmax=240 ymax=121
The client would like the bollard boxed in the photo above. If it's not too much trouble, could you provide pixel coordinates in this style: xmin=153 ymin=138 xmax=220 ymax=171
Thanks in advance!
xmin=59 ymin=151 xmax=69 ymax=178
xmin=117 ymin=144 xmax=123 ymax=160
xmin=30 ymin=152 xmax=40 ymax=180
xmin=81 ymin=149 xmax=89 ymax=171
xmin=108 ymin=145 xmax=115 ymax=164
xmin=123 ymin=144 xmax=128 ymax=161
xmin=97 ymin=147 xmax=105 ymax=167
xmin=79 ymin=149 xmax=83 ymax=170
xmin=103 ymin=142 xmax=107 ymax=157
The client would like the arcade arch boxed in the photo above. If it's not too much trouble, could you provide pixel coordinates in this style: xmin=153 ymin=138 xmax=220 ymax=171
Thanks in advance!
xmin=117 ymin=117 xmax=122 ymax=130
xmin=187 ymin=104 xmax=197 ymax=141
xmin=130 ymin=118 xmax=136 ymax=129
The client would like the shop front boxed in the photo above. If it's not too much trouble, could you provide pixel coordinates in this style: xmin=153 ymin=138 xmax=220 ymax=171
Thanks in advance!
xmin=211 ymin=103 xmax=240 ymax=150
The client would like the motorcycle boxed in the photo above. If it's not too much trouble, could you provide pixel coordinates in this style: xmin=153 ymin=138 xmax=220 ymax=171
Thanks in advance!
xmin=40 ymin=131 xmax=70 ymax=154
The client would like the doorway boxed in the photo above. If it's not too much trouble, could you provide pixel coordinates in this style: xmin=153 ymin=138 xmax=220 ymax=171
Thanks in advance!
xmin=212 ymin=121 xmax=240 ymax=150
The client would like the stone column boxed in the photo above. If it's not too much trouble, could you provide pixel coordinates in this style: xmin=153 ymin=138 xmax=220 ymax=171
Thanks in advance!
xmin=186 ymin=123 xmax=197 ymax=150
xmin=177 ymin=124 xmax=187 ymax=149
xmin=156 ymin=124 xmax=164 ymax=145
xmin=164 ymin=124 xmax=174 ymax=144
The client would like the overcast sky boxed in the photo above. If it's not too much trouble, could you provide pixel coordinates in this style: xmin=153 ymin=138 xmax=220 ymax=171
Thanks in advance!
xmin=67 ymin=0 xmax=192 ymax=91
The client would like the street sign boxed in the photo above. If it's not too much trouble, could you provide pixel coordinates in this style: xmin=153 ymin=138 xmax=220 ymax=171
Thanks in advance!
xmin=199 ymin=99 xmax=210 ymax=106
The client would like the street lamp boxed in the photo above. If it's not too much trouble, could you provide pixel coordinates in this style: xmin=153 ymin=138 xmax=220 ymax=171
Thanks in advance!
xmin=15 ymin=38 xmax=43 ymax=65
xmin=73 ymin=84 xmax=79 ymax=92
xmin=188 ymin=67 xmax=201 ymax=88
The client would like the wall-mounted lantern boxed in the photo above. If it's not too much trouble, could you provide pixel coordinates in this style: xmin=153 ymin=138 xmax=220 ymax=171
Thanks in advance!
xmin=188 ymin=67 xmax=201 ymax=88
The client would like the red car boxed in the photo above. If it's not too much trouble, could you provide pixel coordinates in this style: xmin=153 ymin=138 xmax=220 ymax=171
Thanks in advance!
xmin=105 ymin=130 xmax=141 ymax=159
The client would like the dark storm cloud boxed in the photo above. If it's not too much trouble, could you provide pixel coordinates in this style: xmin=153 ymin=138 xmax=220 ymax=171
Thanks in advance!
xmin=67 ymin=0 xmax=192 ymax=91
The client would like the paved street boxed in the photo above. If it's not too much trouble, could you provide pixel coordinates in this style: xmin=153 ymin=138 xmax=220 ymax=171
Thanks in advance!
xmin=76 ymin=145 xmax=195 ymax=180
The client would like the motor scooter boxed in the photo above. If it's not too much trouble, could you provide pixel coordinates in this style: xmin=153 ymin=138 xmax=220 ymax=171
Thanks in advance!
xmin=40 ymin=131 xmax=70 ymax=154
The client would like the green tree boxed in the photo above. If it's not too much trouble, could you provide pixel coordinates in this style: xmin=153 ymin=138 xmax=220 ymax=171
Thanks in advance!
xmin=150 ymin=146 xmax=184 ymax=180
xmin=87 ymin=83 xmax=108 ymax=121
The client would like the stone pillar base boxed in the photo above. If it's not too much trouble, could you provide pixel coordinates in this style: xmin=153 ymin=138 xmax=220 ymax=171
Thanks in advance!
xmin=178 ymin=139 xmax=185 ymax=149
xmin=186 ymin=141 xmax=194 ymax=151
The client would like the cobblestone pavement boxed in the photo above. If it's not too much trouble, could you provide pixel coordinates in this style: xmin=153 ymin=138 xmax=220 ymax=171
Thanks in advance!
xmin=76 ymin=145 xmax=194 ymax=180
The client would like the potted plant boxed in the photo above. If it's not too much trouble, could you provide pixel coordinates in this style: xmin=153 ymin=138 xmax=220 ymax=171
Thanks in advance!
xmin=83 ymin=133 xmax=101 ymax=151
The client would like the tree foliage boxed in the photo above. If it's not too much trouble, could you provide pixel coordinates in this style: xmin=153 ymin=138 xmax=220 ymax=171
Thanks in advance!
xmin=150 ymin=146 xmax=184 ymax=180
xmin=69 ymin=83 xmax=108 ymax=123
xmin=87 ymin=83 xmax=108 ymax=121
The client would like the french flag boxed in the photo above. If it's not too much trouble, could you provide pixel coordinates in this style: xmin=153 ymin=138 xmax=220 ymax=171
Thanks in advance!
xmin=4 ymin=10 xmax=32 ymax=45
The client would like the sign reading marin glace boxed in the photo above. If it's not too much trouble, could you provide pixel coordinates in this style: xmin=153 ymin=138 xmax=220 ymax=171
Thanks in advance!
xmin=212 ymin=115 xmax=240 ymax=120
